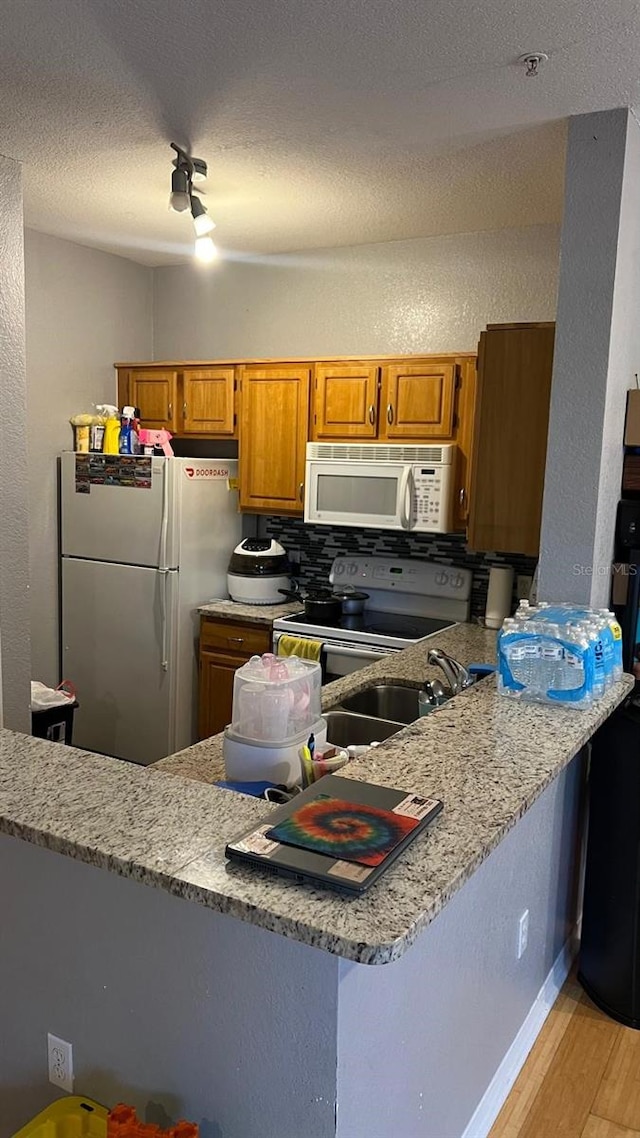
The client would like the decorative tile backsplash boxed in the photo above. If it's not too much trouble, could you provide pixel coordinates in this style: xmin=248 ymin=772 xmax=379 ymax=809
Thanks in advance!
xmin=258 ymin=516 xmax=537 ymax=619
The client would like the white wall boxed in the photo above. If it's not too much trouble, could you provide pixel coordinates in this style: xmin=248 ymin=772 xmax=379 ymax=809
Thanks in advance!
xmin=24 ymin=231 xmax=153 ymax=684
xmin=153 ymin=224 xmax=560 ymax=360
xmin=0 ymin=156 xmax=30 ymax=731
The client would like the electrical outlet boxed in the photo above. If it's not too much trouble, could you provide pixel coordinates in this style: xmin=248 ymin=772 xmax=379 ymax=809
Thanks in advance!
xmin=48 ymin=1033 xmax=73 ymax=1092
xmin=517 ymin=909 xmax=530 ymax=960
xmin=517 ymin=575 xmax=533 ymax=601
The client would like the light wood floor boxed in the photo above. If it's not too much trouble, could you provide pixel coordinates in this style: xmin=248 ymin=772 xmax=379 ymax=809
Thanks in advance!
xmin=489 ymin=972 xmax=640 ymax=1138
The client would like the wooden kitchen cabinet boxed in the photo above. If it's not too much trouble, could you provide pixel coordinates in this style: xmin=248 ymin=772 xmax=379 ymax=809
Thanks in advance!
xmin=182 ymin=367 xmax=236 ymax=435
xmin=239 ymin=364 xmax=312 ymax=514
xmin=117 ymin=365 xmax=237 ymax=437
xmin=467 ymin=322 xmax=555 ymax=557
xmin=129 ymin=369 xmax=179 ymax=431
xmin=198 ymin=616 xmax=271 ymax=739
xmin=380 ymin=361 xmax=456 ymax=440
xmin=312 ymin=363 xmax=380 ymax=439
xmin=311 ymin=357 xmax=458 ymax=443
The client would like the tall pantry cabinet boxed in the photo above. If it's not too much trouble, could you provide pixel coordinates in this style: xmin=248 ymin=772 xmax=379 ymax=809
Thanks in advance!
xmin=467 ymin=322 xmax=555 ymax=558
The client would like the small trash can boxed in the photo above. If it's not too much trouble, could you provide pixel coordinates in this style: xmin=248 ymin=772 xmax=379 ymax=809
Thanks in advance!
xmin=30 ymin=680 xmax=78 ymax=746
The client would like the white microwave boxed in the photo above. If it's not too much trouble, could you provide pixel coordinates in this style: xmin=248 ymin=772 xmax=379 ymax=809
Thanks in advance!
xmin=304 ymin=442 xmax=456 ymax=532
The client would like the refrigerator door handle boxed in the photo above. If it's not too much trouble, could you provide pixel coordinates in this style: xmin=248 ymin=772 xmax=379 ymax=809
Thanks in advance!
xmin=159 ymin=568 xmax=170 ymax=671
xmin=159 ymin=460 xmax=170 ymax=570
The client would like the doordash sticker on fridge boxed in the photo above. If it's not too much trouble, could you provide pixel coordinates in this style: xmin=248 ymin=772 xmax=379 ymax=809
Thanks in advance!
xmin=183 ymin=464 xmax=231 ymax=480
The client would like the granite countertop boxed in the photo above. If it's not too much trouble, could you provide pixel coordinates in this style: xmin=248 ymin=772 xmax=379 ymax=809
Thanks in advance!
xmin=198 ymin=599 xmax=301 ymax=625
xmin=0 ymin=621 xmax=633 ymax=965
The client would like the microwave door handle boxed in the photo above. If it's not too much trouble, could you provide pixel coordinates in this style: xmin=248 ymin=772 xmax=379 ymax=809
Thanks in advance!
xmin=399 ymin=467 xmax=413 ymax=530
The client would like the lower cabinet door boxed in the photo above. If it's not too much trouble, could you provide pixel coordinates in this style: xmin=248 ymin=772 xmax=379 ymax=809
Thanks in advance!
xmin=199 ymin=651 xmax=240 ymax=740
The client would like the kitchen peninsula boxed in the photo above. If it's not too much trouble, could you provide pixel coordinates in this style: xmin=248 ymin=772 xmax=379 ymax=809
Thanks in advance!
xmin=0 ymin=622 xmax=632 ymax=1138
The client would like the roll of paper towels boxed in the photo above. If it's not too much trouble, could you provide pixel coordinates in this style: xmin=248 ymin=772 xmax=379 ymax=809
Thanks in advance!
xmin=485 ymin=566 xmax=514 ymax=629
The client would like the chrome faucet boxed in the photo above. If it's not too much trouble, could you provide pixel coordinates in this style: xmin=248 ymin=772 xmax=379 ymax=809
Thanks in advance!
xmin=427 ymin=649 xmax=471 ymax=696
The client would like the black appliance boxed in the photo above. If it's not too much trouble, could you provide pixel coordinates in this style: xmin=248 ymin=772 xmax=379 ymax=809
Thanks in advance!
xmin=579 ymin=698 xmax=640 ymax=1026
xmin=613 ymin=500 xmax=640 ymax=672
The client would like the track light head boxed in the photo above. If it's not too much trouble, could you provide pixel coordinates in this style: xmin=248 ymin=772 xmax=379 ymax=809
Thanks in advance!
xmin=190 ymin=195 xmax=216 ymax=236
xmin=192 ymin=158 xmax=208 ymax=182
xmin=169 ymin=166 xmax=191 ymax=212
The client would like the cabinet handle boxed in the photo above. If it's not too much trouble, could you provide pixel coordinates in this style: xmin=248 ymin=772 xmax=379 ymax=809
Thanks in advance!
xmin=299 ymin=481 xmax=304 ymax=502
xmin=368 ymin=404 xmax=376 ymax=425
xmin=387 ymin=403 xmax=394 ymax=425
xmin=183 ymin=401 xmax=187 ymax=418
xmin=168 ymin=402 xmax=173 ymax=421
xmin=227 ymin=636 xmax=244 ymax=645
xmin=459 ymin=488 xmax=466 ymax=506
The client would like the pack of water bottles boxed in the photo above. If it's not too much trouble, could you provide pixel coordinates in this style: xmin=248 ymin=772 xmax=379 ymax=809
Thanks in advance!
xmin=497 ymin=602 xmax=623 ymax=708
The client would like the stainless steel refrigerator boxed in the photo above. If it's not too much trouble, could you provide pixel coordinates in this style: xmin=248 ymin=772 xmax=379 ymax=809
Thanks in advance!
xmin=60 ymin=452 xmax=242 ymax=764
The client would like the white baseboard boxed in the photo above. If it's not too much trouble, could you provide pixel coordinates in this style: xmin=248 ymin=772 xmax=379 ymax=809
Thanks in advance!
xmin=460 ymin=934 xmax=578 ymax=1138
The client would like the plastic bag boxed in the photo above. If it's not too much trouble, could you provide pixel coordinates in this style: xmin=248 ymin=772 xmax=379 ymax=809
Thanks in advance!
xmin=30 ymin=680 xmax=76 ymax=712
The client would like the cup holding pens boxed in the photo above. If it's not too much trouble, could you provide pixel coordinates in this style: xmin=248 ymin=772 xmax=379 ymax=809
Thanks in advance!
xmin=299 ymin=742 xmax=349 ymax=788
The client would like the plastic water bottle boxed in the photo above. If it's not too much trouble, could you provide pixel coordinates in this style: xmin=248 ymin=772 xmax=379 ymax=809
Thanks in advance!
xmin=598 ymin=610 xmax=624 ymax=682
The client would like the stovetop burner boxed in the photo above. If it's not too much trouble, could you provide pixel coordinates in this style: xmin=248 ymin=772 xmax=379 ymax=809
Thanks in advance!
xmin=280 ymin=610 xmax=453 ymax=642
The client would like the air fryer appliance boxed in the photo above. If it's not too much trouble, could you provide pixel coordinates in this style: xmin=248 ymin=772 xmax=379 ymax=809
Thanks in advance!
xmin=227 ymin=538 xmax=291 ymax=605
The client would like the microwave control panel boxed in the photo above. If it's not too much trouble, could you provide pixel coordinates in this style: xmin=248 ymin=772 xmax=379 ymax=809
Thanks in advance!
xmin=411 ymin=463 xmax=453 ymax=531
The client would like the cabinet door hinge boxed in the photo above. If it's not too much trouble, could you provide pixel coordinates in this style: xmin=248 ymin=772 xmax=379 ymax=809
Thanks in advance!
xmin=452 ymin=412 xmax=459 ymax=430
xmin=233 ymin=412 xmax=237 ymax=427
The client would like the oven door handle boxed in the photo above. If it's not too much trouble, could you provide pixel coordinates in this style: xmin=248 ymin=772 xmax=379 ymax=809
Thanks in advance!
xmin=320 ymin=643 xmax=389 ymax=659
xmin=399 ymin=466 xmax=413 ymax=530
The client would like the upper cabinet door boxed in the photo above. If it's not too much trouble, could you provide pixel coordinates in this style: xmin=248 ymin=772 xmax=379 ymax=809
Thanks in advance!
xmin=239 ymin=366 xmax=312 ymax=514
xmin=130 ymin=370 xmax=178 ymax=431
xmin=312 ymin=363 xmax=380 ymax=439
xmin=467 ymin=323 xmax=555 ymax=557
xmin=182 ymin=367 xmax=236 ymax=436
xmin=381 ymin=362 xmax=456 ymax=440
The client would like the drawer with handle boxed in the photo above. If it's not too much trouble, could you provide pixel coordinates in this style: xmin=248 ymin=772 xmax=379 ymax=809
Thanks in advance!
xmin=200 ymin=619 xmax=271 ymax=656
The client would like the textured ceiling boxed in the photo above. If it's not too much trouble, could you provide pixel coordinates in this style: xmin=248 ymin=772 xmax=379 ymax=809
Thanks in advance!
xmin=1 ymin=0 xmax=640 ymax=264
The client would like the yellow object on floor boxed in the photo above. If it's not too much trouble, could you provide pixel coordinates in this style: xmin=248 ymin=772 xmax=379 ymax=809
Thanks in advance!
xmin=12 ymin=1096 xmax=108 ymax=1138
xmin=276 ymin=634 xmax=323 ymax=662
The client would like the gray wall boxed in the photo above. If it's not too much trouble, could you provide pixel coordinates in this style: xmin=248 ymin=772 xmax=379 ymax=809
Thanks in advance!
xmin=24 ymin=231 xmax=153 ymax=684
xmin=0 ymin=833 xmax=339 ymax=1138
xmin=0 ymin=155 xmax=30 ymax=731
xmin=336 ymin=755 xmax=584 ymax=1138
xmin=153 ymin=224 xmax=560 ymax=360
xmin=540 ymin=109 xmax=640 ymax=605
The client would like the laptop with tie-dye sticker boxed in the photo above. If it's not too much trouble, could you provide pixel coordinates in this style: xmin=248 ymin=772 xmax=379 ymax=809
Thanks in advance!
xmin=225 ymin=775 xmax=442 ymax=894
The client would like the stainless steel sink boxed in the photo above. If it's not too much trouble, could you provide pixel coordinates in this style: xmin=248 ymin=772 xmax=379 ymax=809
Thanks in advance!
xmin=339 ymin=684 xmax=425 ymax=724
xmin=324 ymin=710 xmax=404 ymax=748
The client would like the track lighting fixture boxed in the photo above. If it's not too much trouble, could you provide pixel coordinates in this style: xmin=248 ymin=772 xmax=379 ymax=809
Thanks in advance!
xmin=168 ymin=143 xmax=219 ymax=262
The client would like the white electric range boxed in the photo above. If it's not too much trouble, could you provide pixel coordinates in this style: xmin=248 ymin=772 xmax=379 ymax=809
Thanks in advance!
xmin=272 ymin=555 xmax=472 ymax=679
